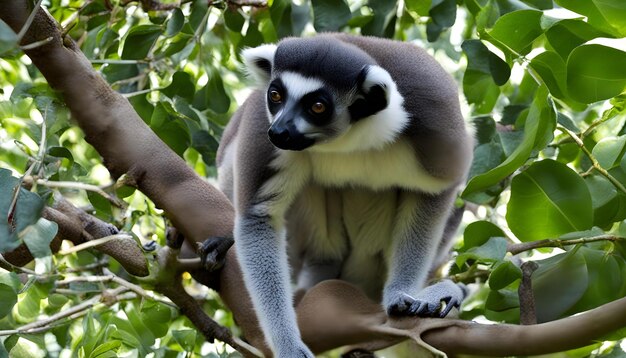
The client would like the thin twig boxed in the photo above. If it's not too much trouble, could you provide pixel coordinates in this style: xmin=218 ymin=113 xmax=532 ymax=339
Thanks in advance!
xmin=20 ymin=36 xmax=53 ymax=50
xmin=90 ymin=59 xmax=146 ymax=64
xmin=507 ymin=235 xmax=622 ymax=255
xmin=559 ymin=126 xmax=626 ymax=195
xmin=0 ymin=254 xmax=37 ymax=275
xmin=5 ymin=287 xmax=128 ymax=333
xmin=15 ymin=0 xmax=44 ymax=43
xmin=121 ymin=88 xmax=160 ymax=98
xmin=57 ymin=275 xmax=176 ymax=307
xmin=64 ymin=259 xmax=109 ymax=273
xmin=581 ymin=108 xmax=623 ymax=140
xmin=58 ymin=234 xmax=133 ymax=255
xmin=31 ymin=178 xmax=125 ymax=208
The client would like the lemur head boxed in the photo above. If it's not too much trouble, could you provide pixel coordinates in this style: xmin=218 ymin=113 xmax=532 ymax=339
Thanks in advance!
xmin=242 ymin=37 xmax=398 ymax=151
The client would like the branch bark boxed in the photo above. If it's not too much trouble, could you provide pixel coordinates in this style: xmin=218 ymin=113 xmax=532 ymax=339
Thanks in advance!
xmin=0 ymin=1 xmax=234 ymax=249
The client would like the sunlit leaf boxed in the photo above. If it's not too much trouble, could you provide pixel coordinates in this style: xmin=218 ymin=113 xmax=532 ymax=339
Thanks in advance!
xmin=533 ymin=248 xmax=588 ymax=322
xmin=122 ymin=25 xmax=162 ymax=60
xmin=311 ymin=0 xmax=351 ymax=32
xmin=489 ymin=261 xmax=522 ymax=290
xmin=507 ymin=159 xmax=593 ymax=242
xmin=464 ymin=86 xmax=556 ymax=197
xmin=487 ymin=9 xmax=543 ymax=55
xmin=567 ymin=45 xmax=626 ymax=104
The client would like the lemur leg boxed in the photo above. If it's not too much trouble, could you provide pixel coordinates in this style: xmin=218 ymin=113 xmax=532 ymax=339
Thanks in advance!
xmin=236 ymin=209 xmax=314 ymax=358
xmin=383 ymin=189 xmax=466 ymax=318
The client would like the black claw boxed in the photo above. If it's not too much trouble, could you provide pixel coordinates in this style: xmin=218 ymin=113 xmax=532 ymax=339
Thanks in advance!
xmin=198 ymin=236 xmax=234 ymax=271
xmin=439 ymin=297 xmax=459 ymax=318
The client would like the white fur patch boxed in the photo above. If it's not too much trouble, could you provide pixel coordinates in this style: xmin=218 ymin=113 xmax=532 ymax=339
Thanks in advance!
xmin=310 ymin=65 xmax=409 ymax=152
xmin=242 ymin=44 xmax=277 ymax=86
xmin=308 ymin=139 xmax=453 ymax=193
xmin=280 ymin=72 xmax=325 ymax=100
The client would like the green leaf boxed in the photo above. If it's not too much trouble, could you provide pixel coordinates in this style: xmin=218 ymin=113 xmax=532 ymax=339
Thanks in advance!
xmin=567 ymin=44 xmax=626 ymax=104
xmin=165 ymin=8 xmax=185 ymax=37
xmin=171 ymin=330 xmax=196 ymax=352
xmin=507 ymin=159 xmax=593 ymax=242
xmin=545 ymin=19 xmax=612 ymax=59
xmin=192 ymin=130 xmax=219 ymax=166
xmin=522 ymin=0 xmax=552 ymax=10
xmin=593 ymin=136 xmax=626 ymax=169
xmin=463 ymin=86 xmax=556 ymax=196
xmin=555 ymin=0 xmax=626 ymax=36
xmin=473 ymin=116 xmax=497 ymax=144
xmin=463 ymin=221 xmax=506 ymax=250
xmin=121 ymin=25 xmax=162 ymax=60
xmin=125 ymin=303 xmax=155 ymax=347
xmin=102 ymin=64 xmax=139 ymax=84
xmin=405 ymin=0 xmax=432 ymax=16
xmin=489 ymin=261 xmax=522 ymax=290
xmin=586 ymin=175 xmax=626 ymax=228
xmin=140 ymin=302 xmax=173 ymax=339
xmin=532 ymin=248 xmax=588 ymax=322
xmin=456 ymin=237 xmax=508 ymax=267
xmin=193 ymin=72 xmax=230 ymax=113
xmin=0 ymin=169 xmax=45 ymax=253
xmin=47 ymin=293 xmax=69 ymax=308
xmin=567 ymin=247 xmax=626 ymax=315
xmin=47 ymin=146 xmax=74 ymax=166
xmin=224 ymin=8 xmax=245 ymax=33
xmin=485 ymin=288 xmax=519 ymax=311
xmin=22 ymin=218 xmax=57 ymax=258
xmin=0 ymin=283 xmax=17 ymax=319
xmin=0 ymin=19 xmax=18 ymax=55
xmin=462 ymin=40 xmax=509 ymax=113
xmin=87 ymin=191 xmax=112 ymax=219
xmin=487 ymin=9 xmax=543 ymax=55
xmin=430 ymin=0 xmax=457 ymax=28
xmin=529 ymin=51 xmax=567 ymax=100
xmin=162 ymin=71 xmax=195 ymax=102
xmin=89 ymin=341 xmax=121 ymax=358
xmin=362 ymin=0 xmax=397 ymax=38
xmin=426 ymin=0 xmax=456 ymax=41
xmin=311 ymin=0 xmax=351 ymax=32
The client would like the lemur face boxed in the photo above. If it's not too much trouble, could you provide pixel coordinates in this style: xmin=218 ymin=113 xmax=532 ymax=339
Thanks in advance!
xmin=265 ymin=72 xmax=353 ymax=151
xmin=242 ymin=37 xmax=394 ymax=151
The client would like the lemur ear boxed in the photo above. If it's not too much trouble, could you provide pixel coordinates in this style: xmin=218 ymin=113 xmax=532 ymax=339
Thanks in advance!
xmin=242 ymin=44 xmax=277 ymax=85
xmin=349 ymin=65 xmax=393 ymax=121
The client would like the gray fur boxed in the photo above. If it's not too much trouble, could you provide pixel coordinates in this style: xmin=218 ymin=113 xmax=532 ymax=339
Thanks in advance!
xmin=219 ymin=34 xmax=473 ymax=357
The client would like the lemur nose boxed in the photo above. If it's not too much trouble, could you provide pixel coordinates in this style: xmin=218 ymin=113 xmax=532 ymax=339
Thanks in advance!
xmin=268 ymin=127 xmax=290 ymax=143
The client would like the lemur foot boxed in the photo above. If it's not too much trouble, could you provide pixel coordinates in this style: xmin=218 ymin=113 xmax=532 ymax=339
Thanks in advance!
xmin=385 ymin=280 xmax=467 ymax=318
xmin=198 ymin=236 xmax=234 ymax=271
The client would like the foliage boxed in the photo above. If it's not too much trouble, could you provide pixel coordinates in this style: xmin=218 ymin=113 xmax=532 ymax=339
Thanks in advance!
xmin=0 ymin=0 xmax=626 ymax=356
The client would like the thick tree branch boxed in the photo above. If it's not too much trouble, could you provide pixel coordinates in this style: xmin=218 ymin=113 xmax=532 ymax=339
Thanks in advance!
xmin=0 ymin=1 xmax=235 ymax=250
xmin=2 ymin=194 xmax=148 ymax=277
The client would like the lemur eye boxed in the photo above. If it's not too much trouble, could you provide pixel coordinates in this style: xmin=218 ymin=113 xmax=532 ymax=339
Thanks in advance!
xmin=269 ymin=90 xmax=282 ymax=103
xmin=311 ymin=102 xmax=326 ymax=114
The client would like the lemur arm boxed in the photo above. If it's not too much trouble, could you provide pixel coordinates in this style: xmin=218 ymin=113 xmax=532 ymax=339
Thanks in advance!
xmin=235 ymin=208 xmax=314 ymax=357
xmin=383 ymin=188 xmax=466 ymax=317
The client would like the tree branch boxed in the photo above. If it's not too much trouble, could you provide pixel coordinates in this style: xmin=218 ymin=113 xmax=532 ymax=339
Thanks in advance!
xmin=0 ymin=1 xmax=234 ymax=250
xmin=508 ymin=234 xmax=622 ymax=255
